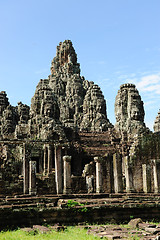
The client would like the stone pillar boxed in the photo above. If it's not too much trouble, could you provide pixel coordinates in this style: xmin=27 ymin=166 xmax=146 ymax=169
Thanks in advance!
xmin=29 ymin=161 xmax=37 ymax=195
xmin=55 ymin=146 xmax=63 ymax=194
xmin=47 ymin=145 xmax=53 ymax=175
xmin=43 ymin=144 xmax=48 ymax=175
xmin=152 ymin=160 xmax=159 ymax=193
xmin=142 ymin=164 xmax=151 ymax=193
xmin=113 ymin=153 xmax=123 ymax=193
xmin=94 ymin=156 xmax=103 ymax=193
xmin=63 ymin=155 xmax=72 ymax=194
xmin=123 ymin=156 xmax=134 ymax=193
xmin=39 ymin=152 xmax=43 ymax=174
xmin=23 ymin=143 xmax=29 ymax=194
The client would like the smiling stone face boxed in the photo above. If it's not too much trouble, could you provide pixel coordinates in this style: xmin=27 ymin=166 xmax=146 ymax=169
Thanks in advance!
xmin=115 ymin=83 xmax=145 ymax=136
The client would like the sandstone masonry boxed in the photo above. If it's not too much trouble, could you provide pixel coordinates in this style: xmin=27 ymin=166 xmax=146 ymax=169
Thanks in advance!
xmin=0 ymin=40 xmax=160 ymax=197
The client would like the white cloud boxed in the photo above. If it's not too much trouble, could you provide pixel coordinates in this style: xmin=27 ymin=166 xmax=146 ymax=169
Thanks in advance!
xmin=117 ymin=73 xmax=136 ymax=80
xmin=145 ymin=120 xmax=154 ymax=131
xmin=144 ymin=100 xmax=156 ymax=106
xmin=115 ymin=71 xmax=160 ymax=130
xmin=142 ymin=84 xmax=160 ymax=94
xmin=125 ymin=73 xmax=160 ymax=97
xmin=136 ymin=74 xmax=160 ymax=90
xmin=116 ymin=72 xmax=160 ymax=96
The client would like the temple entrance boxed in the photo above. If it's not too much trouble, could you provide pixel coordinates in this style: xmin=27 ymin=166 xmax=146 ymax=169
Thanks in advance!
xmin=31 ymin=156 xmax=39 ymax=173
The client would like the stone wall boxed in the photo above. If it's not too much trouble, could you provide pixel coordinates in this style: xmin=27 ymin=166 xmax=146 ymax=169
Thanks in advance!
xmin=0 ymin=40 xmax=160 ymax=197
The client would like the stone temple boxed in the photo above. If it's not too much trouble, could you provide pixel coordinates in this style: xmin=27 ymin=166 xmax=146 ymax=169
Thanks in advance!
xmin=0 ymin=40 xmax=160 ymax=197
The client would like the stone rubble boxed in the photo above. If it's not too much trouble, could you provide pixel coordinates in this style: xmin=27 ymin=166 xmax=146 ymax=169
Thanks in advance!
xmin=87 ymin=219 xmax=160 ymax=240
xmin=20 ymin=219 xmax=160 ymax=240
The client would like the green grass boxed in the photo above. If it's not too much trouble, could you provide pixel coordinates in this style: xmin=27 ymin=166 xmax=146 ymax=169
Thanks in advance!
xmin=0 ymin=227 xmax=101 ymax=240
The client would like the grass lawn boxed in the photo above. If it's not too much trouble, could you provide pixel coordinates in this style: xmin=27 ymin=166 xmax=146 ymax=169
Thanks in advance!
xmin=0 ymin=227 xmax=101 ymax=240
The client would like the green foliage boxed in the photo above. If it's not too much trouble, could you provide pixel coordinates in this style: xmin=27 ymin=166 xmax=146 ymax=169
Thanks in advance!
xmin=67 ymin=200 xmax=79 ymax=207
xmin=67 ymin=200 xmax=88 ymax=212
xmin=27 ymin=229 xmax=39 ymax=236
xmin=103 ymin=143 xmax=109 ymax=147
xmin=134 ymin=132 xmax=160 ymax=160
xmin=130 ymin=235 xmax=141 ymax=240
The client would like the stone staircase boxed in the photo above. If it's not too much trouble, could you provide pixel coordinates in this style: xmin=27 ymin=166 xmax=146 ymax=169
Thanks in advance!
xmin=1 ymin=193 xmax=160 ymax=210
xmin=0 ymin=193 xmax=160 ymax=229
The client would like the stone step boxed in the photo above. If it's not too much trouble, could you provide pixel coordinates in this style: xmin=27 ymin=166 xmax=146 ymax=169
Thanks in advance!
xmin=0 ymin=193 xmax=160 ymax=209
xmin=0 ymin=196 xmax=59 ymax=206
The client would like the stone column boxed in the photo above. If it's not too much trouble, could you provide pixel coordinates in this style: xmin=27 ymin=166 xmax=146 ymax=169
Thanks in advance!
xmin=39 ymin=152 xmax=43 ymax=174
xmin=94 ymin=156 xmax=103 ymax=193
xmin=105 ymin=155 xmax=114 ymax=193
xmin=152 ymin=160 xmax=159 ymax=193
xmin=113 ymin=153 xmax=123 ymax=193
xmin=43 ymin=144 xmax=48 ymax=175
xmin=142 ymin=164 xmax=151 ymax=193
xmin=47 ymin=145 xmax=53 ymax=175
xmin=29 ymin=160 xmax=37 ymax=195
xmin=123 ymin=156 xmax=134 ymax=193
xmin=63 ymin=155 xmax=72 ymax=194
xmin=55 ymin=146 xmax=63 ymax=194
xmin=23 ymin=143 xmax=29 ymax=194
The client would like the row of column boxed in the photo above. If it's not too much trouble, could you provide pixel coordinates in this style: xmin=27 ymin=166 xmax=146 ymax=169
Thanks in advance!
xmin=114 ymin=154 xmax=160 ymax=194
xmin=113 ymin=154 xmax=160 ymax=194
xmin=94 ymin=154 xmax=127 ymax=194
xmin=23 ymin=144 xmax=72 ymax=195
xmin=94 ymin=154 xmax=123 ymax=194
xmin=23 ymin=144 xmax=36 ymax=195
xmin=142 ymin=159 xmax=160 ymax=194
xmin=94 ymin=154 xmax=160 ymax=194
xmin=23 ymin=144 xmax=160 ymax=195
xmin=55 ymin=146 xmax=72 ymax=194
xmin=43 ymin=144 xmax=55 ymax=175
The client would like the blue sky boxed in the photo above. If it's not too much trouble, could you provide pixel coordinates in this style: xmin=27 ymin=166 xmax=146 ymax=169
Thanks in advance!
xmin=0 ymin=0 xmax=160 ymax=130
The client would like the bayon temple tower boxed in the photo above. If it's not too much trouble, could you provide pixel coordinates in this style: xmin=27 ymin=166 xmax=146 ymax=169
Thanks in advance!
xmin=0 ymin=40 xmax=160 ymax=196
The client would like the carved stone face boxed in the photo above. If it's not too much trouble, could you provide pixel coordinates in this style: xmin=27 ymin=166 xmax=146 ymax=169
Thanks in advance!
xmin=18 ymin=104 xmax=29 ymax=123
xmin=44 ymin=103 xmax=53 ymax=118
xmin=129 ymin=91 xmax=143 ymax=121
xmin=3 ymin=107 xmax=14 ymax=121
xmin=131 ymin=108 xmax=141 ymax=121
xmin=115 ymin=84 xmax=145 ymax=132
